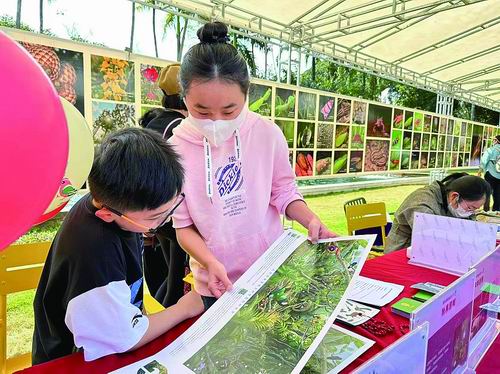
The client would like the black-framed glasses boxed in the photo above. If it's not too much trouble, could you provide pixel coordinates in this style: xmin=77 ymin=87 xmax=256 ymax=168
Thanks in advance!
xmin=104 ymin=193 xmax=185 ymax=234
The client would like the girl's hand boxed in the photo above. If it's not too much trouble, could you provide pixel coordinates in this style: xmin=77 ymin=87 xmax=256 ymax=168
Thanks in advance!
xmin=308 ymin=217 xmax=338 ymax=243
xmin=206 ymin=260 xmax=233 ymax=298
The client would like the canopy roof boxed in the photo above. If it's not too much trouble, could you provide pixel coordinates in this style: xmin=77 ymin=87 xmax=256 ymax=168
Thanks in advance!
xmin=149 ymin=0 xmax=500 ymax=112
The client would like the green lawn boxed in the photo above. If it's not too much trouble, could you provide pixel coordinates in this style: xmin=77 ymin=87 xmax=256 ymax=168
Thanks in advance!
xmin=6 ymin=184 xmax=423 ymax=358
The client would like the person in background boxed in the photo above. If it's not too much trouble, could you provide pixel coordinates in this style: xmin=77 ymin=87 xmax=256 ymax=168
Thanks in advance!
xmin=478 ymin=135 xmax=500 ymax=211
xmin=386 ymin=173 xmax=490 ymax=253
xmin=171 ymin=22 xmax=336 ymax=311
xmin=139 ymin=63 xmax=190 ymax=307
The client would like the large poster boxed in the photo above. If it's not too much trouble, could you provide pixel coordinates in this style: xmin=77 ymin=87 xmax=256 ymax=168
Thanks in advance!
xmin=91 ymin=55 xmax=135 ymax=102
xmin=113 ymin=231 xmax=375 ymax=373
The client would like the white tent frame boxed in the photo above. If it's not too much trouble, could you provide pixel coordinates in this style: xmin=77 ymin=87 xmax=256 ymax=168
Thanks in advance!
xmin=129 ymin=0 xmax=500 ymax=114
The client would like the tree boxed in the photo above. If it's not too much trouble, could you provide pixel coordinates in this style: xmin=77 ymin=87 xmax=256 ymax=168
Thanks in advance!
xmin=16 ymin=0 xmax=22 ymax=28
xmin=387 ymin=84 xmax=436 ymax=112
xmin=129 ymin=1 xmax=136 ymax=52
xmin=0 ymin=14 xmax=33 ymax=31
xmin=136 ymin=0 xmax=159 ymax=57
xmin=300 ymin=59 xmax=393 ymax=101
xmin=163 ymin=12 xmax=191 ymax=61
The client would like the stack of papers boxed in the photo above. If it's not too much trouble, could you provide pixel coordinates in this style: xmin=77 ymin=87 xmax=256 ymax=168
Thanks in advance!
xmin=348 ymin=276 xmax=404 ymax=307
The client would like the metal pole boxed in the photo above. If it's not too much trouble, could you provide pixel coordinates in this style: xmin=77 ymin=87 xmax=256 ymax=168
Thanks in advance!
xmin=264 ymin=48 xmax=268 ymax=80
xmin=296 ymin=47 xmax=301 ymax=87
xmin=287 ymin=43 xmax=292 ymax=84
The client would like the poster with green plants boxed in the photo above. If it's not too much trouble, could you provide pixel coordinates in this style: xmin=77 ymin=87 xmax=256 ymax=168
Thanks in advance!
xmin=91 ymin=55 xmax=135 ymax=102
xmin=401 ymin=151 xmax=410 ymax=170
xmin=413 ymin=112 xmax=424 ymax=132
xmin=249 ymin=84 xmax=272 ymax=116
xmin=299 ymin=92 xmax=317 ymax=120
xmin=350 ymin=126 xmax=365 ymax=149
xmin=333 ymin=151 xmax=348 ymax=174
xmin=390 ymin=151 xmax=401 ymax=170
xmin=182 ymin=236 xmax=372 ymax=374
xmin=335 ymin=126 xmax=349 ymax=149
xmin=276 ymin=120 xmax=295 ymax=148
xmin=298 ymin=122 xmax=316 ymax=148
xmin=392 ymin=130 xmax=402 ymax=151
xmin=276 ymin=88 xmax=296 ymax=118
xmin=404 ymin=111 xmax=414 ymax=130
xmin=92 ymin=101 xmax=135 ymax=144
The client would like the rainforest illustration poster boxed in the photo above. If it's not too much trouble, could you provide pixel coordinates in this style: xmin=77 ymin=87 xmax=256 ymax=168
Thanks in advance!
xmin=183 ymin=238 xmax=371 ymax=373
xmin=302 ymin=325 xmax=374 ymax=374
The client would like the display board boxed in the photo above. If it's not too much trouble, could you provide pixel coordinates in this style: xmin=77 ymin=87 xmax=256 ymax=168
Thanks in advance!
xmin=6 ymin=28 xmax=499 ymax=179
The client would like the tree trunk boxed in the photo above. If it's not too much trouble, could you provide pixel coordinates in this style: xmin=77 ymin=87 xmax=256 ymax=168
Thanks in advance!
xmin=129 ymin=2 xmax=136 ymax=52
xmin=152 ymin=8 xmax=158 ymax=57
xmin=176 ymin=16 xmax=181 ymax=61
xmin=16 ymin=0 xmax=22 ymax=28
xmin=178 ymin=18 xmax=188 ymax=62
xmin=471 ymin=104 xmax=476 ymax=121
xmin=39 ymin=0 xmax=43 ymax=32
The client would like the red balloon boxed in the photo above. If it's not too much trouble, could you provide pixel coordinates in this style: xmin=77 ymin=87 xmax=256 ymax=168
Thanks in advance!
xmin=0 ymin=32 xmax=68 ymax=250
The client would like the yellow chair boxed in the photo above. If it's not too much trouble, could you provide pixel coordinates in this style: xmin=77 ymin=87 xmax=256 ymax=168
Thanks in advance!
xmin=343 ymin=197 xmax=367 ymax=213
xmin=0 ymin=242 xmax=51 ymax=374
xmin=345 ymin=202 xmax=388 ymax=251
xmin=143 ymin=272 xmax=195 ymax=315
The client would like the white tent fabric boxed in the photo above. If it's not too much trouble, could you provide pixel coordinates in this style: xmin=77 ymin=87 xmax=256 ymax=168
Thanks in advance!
xmin=151 ymin=0 xmax=500 ymax=111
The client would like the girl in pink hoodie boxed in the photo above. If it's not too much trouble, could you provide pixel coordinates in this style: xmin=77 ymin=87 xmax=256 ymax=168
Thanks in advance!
xmin=171 ymin=22 xmax=336 ymax=310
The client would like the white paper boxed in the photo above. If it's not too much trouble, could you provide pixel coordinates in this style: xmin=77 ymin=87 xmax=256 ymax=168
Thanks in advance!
xmin=348 ymin=276 xmax=404 ymax=307
xmin=112 ymin=230 xmax=375 ymax=374
xmin=302 ymin=325 xmax=374 ymax=374
xmin=409 ymin=213 xmax=497 ymax=275
xmin=337 ymin=299 xmax=380 ymax=326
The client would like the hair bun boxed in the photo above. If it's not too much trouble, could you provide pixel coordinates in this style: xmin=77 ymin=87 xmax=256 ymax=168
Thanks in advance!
xmin=197 ymin=22 xmax=230 ymax=44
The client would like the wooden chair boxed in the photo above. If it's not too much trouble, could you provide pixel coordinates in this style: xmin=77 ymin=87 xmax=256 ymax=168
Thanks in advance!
xmin=345 ymin=202 xmax=388 ymax=250
xmin=343 ymin=197 xmax=367 ymax=213
xmin=0 ymin=242 xmax=51 ymax=374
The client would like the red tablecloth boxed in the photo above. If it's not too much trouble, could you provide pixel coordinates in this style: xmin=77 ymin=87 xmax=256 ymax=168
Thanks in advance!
xmin=19 ymin=250 xmax=498 ymax=374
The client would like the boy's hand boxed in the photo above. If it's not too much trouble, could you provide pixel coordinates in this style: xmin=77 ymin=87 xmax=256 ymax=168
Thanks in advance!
xmin=206 ymin=260 xmax=233 ymax=298
xmin=308 ymin=216 xmax=338 ymax=244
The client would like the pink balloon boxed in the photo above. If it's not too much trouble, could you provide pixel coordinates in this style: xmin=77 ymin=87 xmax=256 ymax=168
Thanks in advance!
xmin=0 ymin=32 xmax=68 ymax=250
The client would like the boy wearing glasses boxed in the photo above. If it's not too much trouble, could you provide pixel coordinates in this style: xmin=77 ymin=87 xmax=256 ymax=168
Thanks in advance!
xmin=32 ymin=128 xmax=203 ymax=365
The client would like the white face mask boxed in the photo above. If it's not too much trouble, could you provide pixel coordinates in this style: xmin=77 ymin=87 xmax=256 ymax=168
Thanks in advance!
xmin=186 ymin=105 xmax=248 ymax=147
xmin=448 ymin=195 xmax=474 ymax=218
